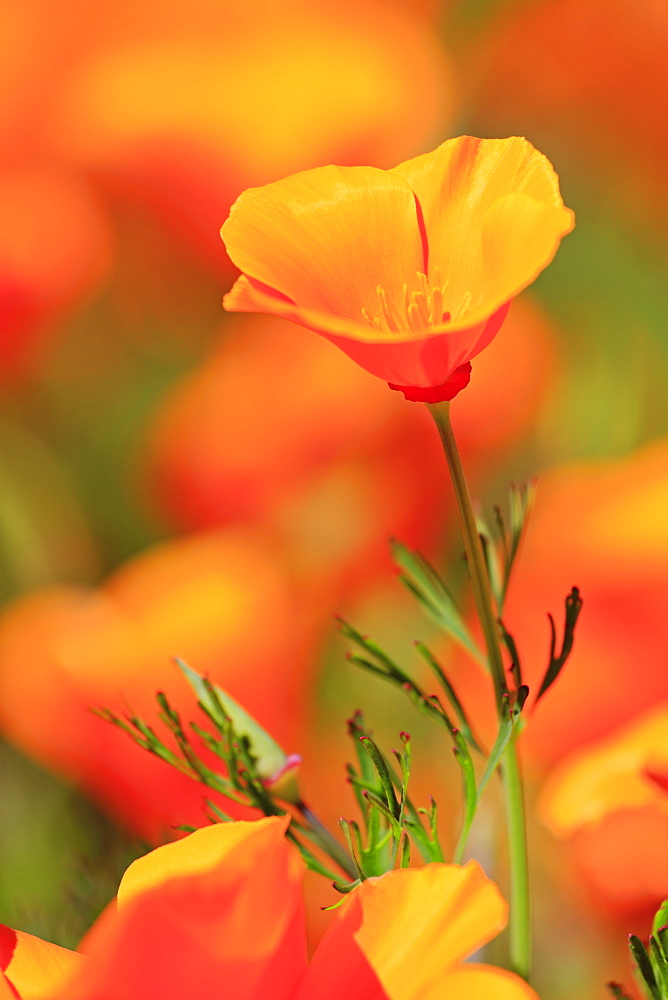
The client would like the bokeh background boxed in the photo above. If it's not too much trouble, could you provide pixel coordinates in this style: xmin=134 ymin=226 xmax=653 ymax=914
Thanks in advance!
xmin=1 ymin=1 xmax=667 ymax=997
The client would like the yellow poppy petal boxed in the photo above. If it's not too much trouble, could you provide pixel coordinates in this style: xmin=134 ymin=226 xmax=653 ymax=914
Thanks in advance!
xmin=353 ymin=862 xmax=507 ymax=1000
xmin=118 ymin=816 xmax=290 ymax=906
xmin=423 ymin=964 xmax=540 ymax=1000
xmin=64 ymin=817 xmax=306 ymax=1000
xmin=0 ymin=926 xmax=81 ymax=1000
xmin=222 ymin=165 xmax=424 ymax=323
xmin=393 ymin=136 xmax=574 ymax=330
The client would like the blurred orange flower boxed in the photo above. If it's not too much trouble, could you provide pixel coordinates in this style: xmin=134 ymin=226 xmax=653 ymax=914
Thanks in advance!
xmin=445 ymin=439 xmax=668 ymax=771
xmin=222 ymin=135 xmax=573 ymax=400
xmin=540 ymin=706 xmax=668 ymax=915
xmin=45 ymin=0 xmax=454 ymax=276
xmin=0 ymin=166 xmax=112 ymax=375
xmin=469 ymin=0 xmax=668 ymax=230
xmin=0 ymin=528 xmax=318 ymax=840
xmin=1 ymin=817 xmax=539 ymax=1000
xmin=146 ymin=313 xmax=445 ymax=594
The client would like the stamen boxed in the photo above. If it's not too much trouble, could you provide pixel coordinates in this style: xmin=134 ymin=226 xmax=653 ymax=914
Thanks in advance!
xmin=411 ymin=288 xmax=430 ymax=329
xmin=377 ymin=285 xmax=400 ymax=333
xmin=429 ymin=283 xmax=443 ymax=325
xmin=402 ymin=282 xmax=410 ymax=320
xmin=457 ymin=290 xmax=472 ymax=319
xmin=407 ymin=302 xmax=423 ymax=332
xmin=362 ymin=272 xmax=468 ymax=335
xmin=417 ymin=271 xmax=430 ymax=301
xmin=362 ymin=306 xmax=382 ymax=331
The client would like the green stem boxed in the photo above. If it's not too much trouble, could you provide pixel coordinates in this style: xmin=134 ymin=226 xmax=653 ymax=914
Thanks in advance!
xmin=502 ymin=735 xmax=531 ymax=979
xmin=428 ymin=400 xmax=531 ymax=981
xmin=428 ymin=402 xmax=507 ymax=710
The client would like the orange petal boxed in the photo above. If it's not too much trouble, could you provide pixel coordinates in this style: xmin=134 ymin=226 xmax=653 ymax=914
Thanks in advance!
xmin=421 ymin=964 xmax=540 ymax=1000
xmin=295 ymin=898 xmax=387 ymax=1000
xmin=222 ymin=165 xmax=424 ymax=326
xmin=60 ymin=818 xmax=307 ymax=1000
xmin=393 ymin=136 xmax=574 ymax=331
xmin=305 ymin=862 xmax=508 ymax=1000
xmin=117 ymin=817 xmax=291 ymax=907
xmin=353 ymin=863 xmax=507 ymax=1000
xmin=0 ymin=925 xmax=81 ymax=1000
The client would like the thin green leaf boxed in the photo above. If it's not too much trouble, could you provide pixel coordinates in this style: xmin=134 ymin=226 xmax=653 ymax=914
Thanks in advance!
xmin=204 ymin=799 xmax=233 ymax=823
xmin=285 ymin=830 xmax=342 ymax=882
xmin=362 ymin=790 xmax=402 ymax=837
xmin=347 ymin=711 xmax=377 ymax=787
xmin=501 ymin=480 xmax=537 ymax=606
xmin=536 ymin=587 xmax=583 ymax=702
xmin=658 ymin=929 xmax=668 ymax=967
xmin=475 ymin=704 xmax=515 ymax=803
xmin=390 ymin=540 xmax=486 ymax=665
xmin=360 ymin=737 xmax=400 ymax=819
xmin=413 ymin=641 xmax=480 ymax=750
xmin=339 ymin=819 xmax=367 ymax=882
xmin=649 ymin=936 xmax=668 ymax=997
xmin=326 ymin=879 xmax=362 ymax=903
xmin=629 ymin=935 xmax=661 ymax=1000
xmin=499 ymin=621 xmax=523 ymax=691
xmin=338 ymin=620 xmax=409 ymax=680
xmin=452 ymin=701 xmax=516 ymax=864
xmin=451 ymin=729 xmax=477 ymax=864
xmin=476 ymin=511 xmax=504 ymax=611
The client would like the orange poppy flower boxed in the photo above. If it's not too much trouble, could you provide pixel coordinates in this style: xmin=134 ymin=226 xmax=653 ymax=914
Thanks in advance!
xmin=222 ymin=135 xmax=573 ymax=401
xmin=1 ymin=817 xmax=539 ymax=1000
xmin=540 ymin=705 xmax=668 ymax=914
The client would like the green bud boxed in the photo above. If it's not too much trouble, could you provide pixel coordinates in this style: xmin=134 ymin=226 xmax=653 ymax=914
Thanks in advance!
xmin=175 ymin=657 xmax=301 ymax=799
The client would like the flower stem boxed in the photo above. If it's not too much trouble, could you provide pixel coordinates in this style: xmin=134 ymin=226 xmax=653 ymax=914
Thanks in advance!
xmin=428 ymin=402 xmax=506 ymax=710
xmin=427 ymin=400 xmax=531 ymax=982
xmin=501 ymin=734 xmax=531 ymax=978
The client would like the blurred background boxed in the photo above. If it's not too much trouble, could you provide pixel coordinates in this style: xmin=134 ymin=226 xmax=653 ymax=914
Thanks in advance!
xmin=1 ymin=0 xmax=667 ymax=996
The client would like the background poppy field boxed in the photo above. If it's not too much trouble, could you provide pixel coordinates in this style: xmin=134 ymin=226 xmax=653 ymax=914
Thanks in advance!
xmin=1 ymin=1 xmax=667 ymax=997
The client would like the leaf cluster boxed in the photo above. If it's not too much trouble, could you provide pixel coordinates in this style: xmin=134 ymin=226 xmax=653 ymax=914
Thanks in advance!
xmin=341 ymin=481 xmax=583 ymax=863
xmin=334 ymin=711 xmax=442 ymax=898
xmin=95 ymin=674 xmax=354 ymax=883
xmin=96 ymin=664 xmax=443 ymax=891
xmin=392 ymin=479 xmax=581 ymax=713
xmin=610 ymin=901 xmax=668 ymax=1000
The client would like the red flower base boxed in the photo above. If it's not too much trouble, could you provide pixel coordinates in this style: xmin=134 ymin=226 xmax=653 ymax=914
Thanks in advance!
xmin=388 ymin=362 xmax=472 ymax=403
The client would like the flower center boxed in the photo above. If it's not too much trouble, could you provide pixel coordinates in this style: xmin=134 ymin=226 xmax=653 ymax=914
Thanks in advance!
xmin=362 ymin=269 xmax=471 ymax=335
